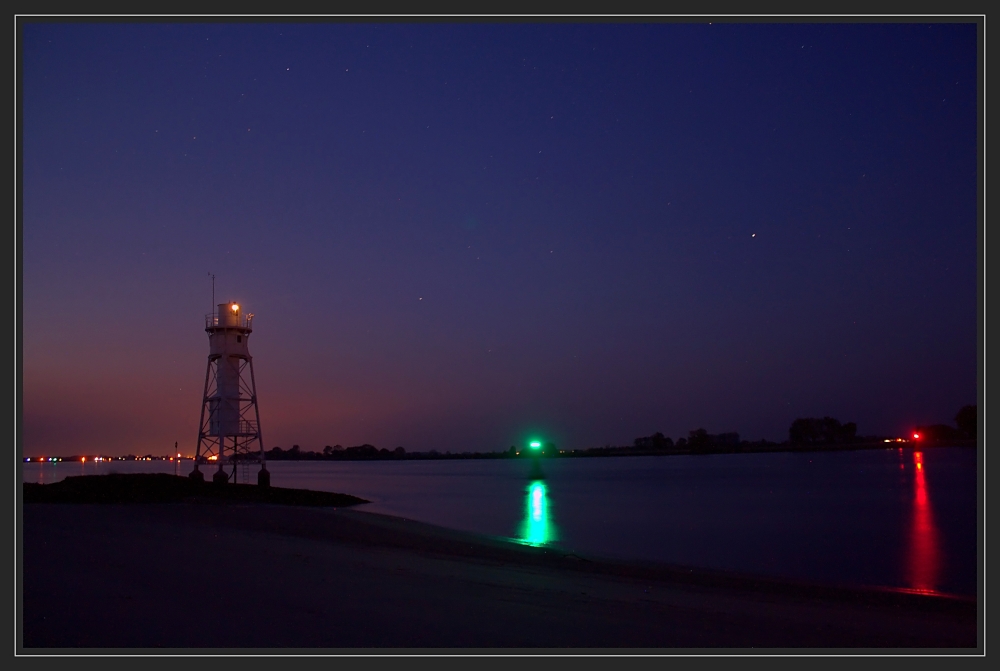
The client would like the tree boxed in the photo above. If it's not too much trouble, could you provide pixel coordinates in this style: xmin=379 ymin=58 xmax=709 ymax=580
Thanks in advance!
xmin=634 ymin=432 xmax=674 ymax=450
xmin=842 ymin=422 xmax=858 ymax=442
xmin=345 ymin=444 xmax=379 ymax=459
xmin=955 ymin=405 xmax=977 ymax=438
xmin=688 ymin=429 xmax=710 ymax=450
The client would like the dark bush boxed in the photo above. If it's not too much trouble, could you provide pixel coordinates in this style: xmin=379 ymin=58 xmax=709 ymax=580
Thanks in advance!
xmin=789 ymin=417 xmax=857 ymax=445
xmin=955 ymin=405 xmax=977 ymax=438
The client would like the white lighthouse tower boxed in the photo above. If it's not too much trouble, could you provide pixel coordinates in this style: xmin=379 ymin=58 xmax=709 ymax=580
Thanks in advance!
xmin=190 ymin=301 xmax=269 ymax=486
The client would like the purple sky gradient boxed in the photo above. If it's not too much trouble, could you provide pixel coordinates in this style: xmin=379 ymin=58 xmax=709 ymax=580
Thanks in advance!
xmin=21 ymin=21 xmax=979 ymax=456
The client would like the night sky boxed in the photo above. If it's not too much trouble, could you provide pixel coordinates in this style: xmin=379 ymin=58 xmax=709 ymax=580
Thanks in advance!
xmin=21 ymin=21 xmax=979 ymax=457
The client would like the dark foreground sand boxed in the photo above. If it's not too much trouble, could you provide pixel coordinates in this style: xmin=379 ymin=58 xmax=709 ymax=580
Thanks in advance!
xmin=22 ymin=503 xmax=977 ymax=650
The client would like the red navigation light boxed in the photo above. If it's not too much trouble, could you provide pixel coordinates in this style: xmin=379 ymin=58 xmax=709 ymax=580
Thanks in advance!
xmin=913 ymin=432 xmax=921 ymax=440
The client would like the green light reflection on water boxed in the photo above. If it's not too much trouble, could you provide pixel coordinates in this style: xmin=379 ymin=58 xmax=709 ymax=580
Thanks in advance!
xmin=519 ymin=480 xmax=557 ymax=546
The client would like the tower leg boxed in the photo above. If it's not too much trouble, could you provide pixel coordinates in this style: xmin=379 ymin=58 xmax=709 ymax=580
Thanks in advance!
xmin=248 ymin=357 xmax=268 ymax=486
xmin=193 ymin=358 xmax=213 ymax=472
xmin=231 ymin=436 xmax=238 ymax=483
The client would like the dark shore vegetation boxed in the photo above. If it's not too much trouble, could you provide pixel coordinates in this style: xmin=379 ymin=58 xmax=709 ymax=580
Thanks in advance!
xmin=257 ymin=405 xmax=976 ymax=461
xmin=260 ymin=435 xmax=973 ymax=462
xmin=22 ymin=473 xmax=367 ymax=507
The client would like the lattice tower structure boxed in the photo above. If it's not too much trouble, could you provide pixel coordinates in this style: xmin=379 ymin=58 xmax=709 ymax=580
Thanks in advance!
xmin=194 ymin=302 xmax=266 ymax=483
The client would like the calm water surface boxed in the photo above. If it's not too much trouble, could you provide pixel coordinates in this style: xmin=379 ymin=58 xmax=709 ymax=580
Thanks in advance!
xmin=24 ymin=447 xmax=978 ymax=596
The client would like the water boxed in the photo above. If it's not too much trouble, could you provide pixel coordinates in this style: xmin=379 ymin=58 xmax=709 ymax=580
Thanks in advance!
xmin=23 ymin=447 xmax=978 ymax=596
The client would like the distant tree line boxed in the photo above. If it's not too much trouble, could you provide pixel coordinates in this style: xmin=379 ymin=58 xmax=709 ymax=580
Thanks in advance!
xmin=265 ymin=444 xmax=407 ymax=461
xmin=259 ymin=404 xmax=975 ymax=461
xmin=555 ymin=429 xmax=773 ymax=458
xmin=264 ymin=444 xmax=515 ymax=461
xmin=788 ymin=417 xmax=857 ymax=445
xmin=786 ymin=404 xmax=976 ymax=446
xmin=629 ymin=429 xmax=747 ymax=452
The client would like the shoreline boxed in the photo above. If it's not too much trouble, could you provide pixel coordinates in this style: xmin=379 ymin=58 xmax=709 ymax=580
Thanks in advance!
xmin=26 ymin=440 xmax=975 ymax=465
xmin=329 ymin=507 xmax=977 ymax=609
xmin=255 ymin=440 xmax=979 ymax=462
xmin=22 ymin=495 xmax=978 ymax=649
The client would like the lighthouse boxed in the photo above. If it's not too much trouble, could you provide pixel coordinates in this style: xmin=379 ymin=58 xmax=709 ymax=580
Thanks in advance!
xmin=191 ymin=301 xmax=269 ymax=486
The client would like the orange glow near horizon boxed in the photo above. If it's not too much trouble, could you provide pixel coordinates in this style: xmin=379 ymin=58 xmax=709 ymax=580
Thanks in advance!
xmin=906 ymin=451 xmax=940 ymax=594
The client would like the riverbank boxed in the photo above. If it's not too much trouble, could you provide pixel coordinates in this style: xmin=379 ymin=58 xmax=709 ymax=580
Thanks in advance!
xmin=213 ymin=439 xmax=982 ymax=463
xmin=549 ymin=439 xmax=977 ymax=460
xmin=25 ymin=439 xmax=975 ymax=465
xmin=22 ymin=496 xmax=977 ymax=649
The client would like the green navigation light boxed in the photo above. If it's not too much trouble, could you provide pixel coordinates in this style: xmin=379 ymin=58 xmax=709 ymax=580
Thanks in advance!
xmin=529 ymin=441 xmax=542 ymax=450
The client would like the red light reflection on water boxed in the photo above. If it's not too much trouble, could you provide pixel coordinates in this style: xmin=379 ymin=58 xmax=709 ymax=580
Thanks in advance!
xmin=906 ymin=451 xmax=941 ymax=594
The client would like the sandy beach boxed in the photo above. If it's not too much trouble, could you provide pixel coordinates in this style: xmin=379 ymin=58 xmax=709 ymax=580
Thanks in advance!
xmin=22 ymin=502 xmax=977 ymax=650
